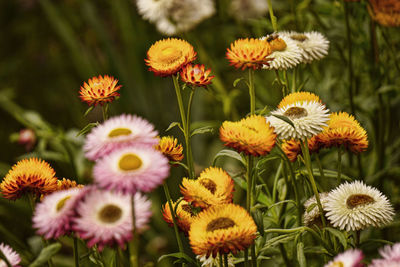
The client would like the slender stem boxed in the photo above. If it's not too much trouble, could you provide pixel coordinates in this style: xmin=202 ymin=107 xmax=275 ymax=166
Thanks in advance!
xmin=101 ymin=103 xmax=109 ymax=121
xmin=248 ymin=69 xmax=255 ymax=115
xmin=251 ymin=243 xmax=257 ymax=267
xmin=355 ymin=231 xmax=361 ymax=247
xmin=244 ymin=249 xmax=249 ymax=267
xmin=283 ymin=71 xmax=289 ymax=96
xmin=279 ymin=244 xmax=291 ymax=267
xmin=219 ymin=254 xmax=223 ymax=267
xmin=274 ymin=70 xmax=286 ymax=97
xmin=337 ymin=146 xmax=342 ymax=184
xmin=291 ymin=68 xmax=297 ymax=93
xmin=130 ymin=196 xmax=139 ymax=267
xmin=272 ymin=162 xmax=283 ymax=202
xmin=315 ymin=154 xmax=326 ymax=180
xmin=343 ymin=1 xmax=356 ymax=117
xmin=267 ymin=0 xmax=278 ymax=31
xmin=0 ymin=247 xmax=12 ymax=267
xmin=224 ymin=254 xmax=229 ymax=267
xmin=73 ymin=237 xmax=79 ymax=267
xmin=246 ymin=155 xmax=254 ymax=211
xmin=186 ymin=89 xmax=195 ymax=179
xmin=162 ymin=183 xmax=185 ymax=257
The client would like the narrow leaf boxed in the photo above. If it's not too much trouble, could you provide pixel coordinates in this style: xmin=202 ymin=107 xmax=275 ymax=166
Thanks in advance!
xmin=83 ymin=105 xmax=95 ymax=117
xmin=158 ymin=252 xmax=196 ymax=265
xmin=212 ymin=149 xmax=246 ymax=166
xmin=165 ymin=122 xmax=182 ymax=132
xmin=190 ymin=126 xmax=214 ymax=137
xmin=29 ymin=243 xmax=62 ymax=267
xmin=77 ymin=122 xmax=99 ymax=136
xmin=233 ymin=77 xmax=244 ymax=87
xmin=272 ymin=114 xmax=295 ymax=128
xmin=297 ymin=242 xmax=307 ymax=267
xmin=325 ymin=227 xmax=348 ymax=249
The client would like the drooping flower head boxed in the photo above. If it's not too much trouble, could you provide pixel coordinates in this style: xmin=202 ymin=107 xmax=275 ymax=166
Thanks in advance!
xmin=93 ymin=145 xmax=169 ymax=193
xmin=73 ymin=189 xmax=151 ymax=251
xmin=266 ymin=92 xmax=329 ymax=140
xmin=189 ymin=203 xmax=257 ymax=257
xmin=262 ymin=34 xmax=303 ymax=70
xmin=79 ymin=75 xmax=121 ymax=106
xmin=303 ymin=192 xmax=329 ymax=227
xmin=1 ymin=158 xmax=58 ymax=200
xmin=219 ymin=115 xmax=276 ymax=156
xmin=281 ymin=31 xmax=329 ymax=63
xmin=33 ymin=188 xmax=82 ymax=239
xmin=180 ymin=167 xmax=234 ymax=208
xmin=0 ymin=243 xmax=21 ymax=267
xmin=282 ymin=136 xmax=321 ymax=162
xmin=317 ymin=112 xmax=368 ymax=153
xmin=325 ymin=180 xmax=394 ymax=231
xmin=162 ymin=199 xmax=198 ymax=233
xmin=83 ymin=114 xmax=158 ymax=161
xmin=324 ymin=249 xmax=365 ymax=267
xmin=145 ymin=38 xmax=197 ymax=76
xmin=155 ymin=136 xmax=184 ymax=162
xmin=370 ymin=243 xmax=400 ymax=267
xmin=180 ymin=64 xmax=214 ymax=87
xmin=226 ymin=38 xmax=272 ymax=70
xmin=368 ymin=0 xmax=400 ymax=27
xmin=17 ymin=128 xmax=36 ymax=151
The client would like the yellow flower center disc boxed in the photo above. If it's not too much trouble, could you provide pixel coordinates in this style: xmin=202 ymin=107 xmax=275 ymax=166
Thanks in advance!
xmin=56 ymin=196 xmax=71 ymax=211
xmin=98 ymin=204 xmax=122 ymax=223
xmin=284 ymin=107 xmax=308 ymax=119
xmin=118 ymin=153 xmax=142 ymax=171
xmin=346 ymin=194 xmax=375 ymax=209
xmin=159 ymin=46 xmax=183 ymax=64
xmin=206 ymin=217 xmax=236 ymax=232
xmin=290 ymin=34 xmax=308 ymax=42
xmin=199 ymin=178 xmax=217 ymax=194
xmin=108 ymin=128 xmax=132 ymax=138
xmin=270 ymin=38 xmax=287 ymax=52
xmin=330 ymin=261 xmax=344 ymax=267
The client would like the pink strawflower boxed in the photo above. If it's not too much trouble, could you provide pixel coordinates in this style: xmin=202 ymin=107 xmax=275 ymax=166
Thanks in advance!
xmin=72 ymin=188 xmax=152 ymax=251
xmin=83 ymin=114 xmax=158 ymax=160
xmin=32 ymin=188 xmax=82 ymax=239
xmin=93 ymin=145 xmax=169 ymax=193
xmin=0 ymin=243 xmax=21 ymax=267
xmin=325 ymin=249 xmax=364 ymax=267
xmin=370 ymin=243 xmax=400 ymax=267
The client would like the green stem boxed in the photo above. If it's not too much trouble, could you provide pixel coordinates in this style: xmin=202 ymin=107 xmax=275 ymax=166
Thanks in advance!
xmin=73 ymin=237 xmax=79 ymax=267
xmin=244 ymin=249 xmax=249 ymax=267
xmin=355 ymin=231 xmax=360 ymax=247
xmin=337 ymin=146 xmax=342 ymax=184
xmin=267 ymin=0 xmax=278 ymax=31
xmin=246 ymin=155 xmax=254 ymax=211
xmin=248 ymin=69 xmax=255 ymax=115
xmin=291 ymin=68 xmax=297 ymax=93
xmin=283 ymin=71 xmax=289 ymax=96
xmin=251 ymin=243 xmax=257 ymax=267
xmin=272 ymin=162 xmax=283 ymax=202
xmin=274 ymin=70 xmax=286 ymax=97
xmin=224 ymin=254 xmax=229 ymax=267
xmin=0 ymin=248 xmax=12 ymax=267
xmin=186 ymin=89 xmax=195 ymax=179
xmin=315 ymin=154 xmax=326 ymax=181
xmin=101 ymin=103 xmax=109 ymax=121
xmin=279 ymin=244 xmax=291 ymax=267
xmin=130 ymin=196 xmax=139 ymax=267
xmin=219 ymin=254 xmax=223 ymax=267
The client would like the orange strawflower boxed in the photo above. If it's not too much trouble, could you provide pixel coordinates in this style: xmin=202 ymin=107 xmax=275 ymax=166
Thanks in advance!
xmin=180 ymin=64 xmax=214 ymax=87
xmin=79 ymin=75 xmax=121 ymax=106
xmin=226 ymin=38 xmax=272 ymax=70
xmin=145 ymin=38 xmax=197 ymax=77
xmin=155 ymin=136 xmax=184 ymax=162
xmin=162 ymin=199 xmax=198 ymax=233
xmin=317 ymin=112 xmax=368 ymax=153
xmin=278 ymin=92 xmax=322 ymax=109
xmin=219 ymin=115 xmax=276 ymax=156
xmin=57 ymin=178 xmax=84 ymax=191
xmin=369 ymin=0 xmax=400 ymax=27
xmin=281 ymin=137 xmax=321 ymax=162
xmin=0 ymin=158 xmax=58 ymax=200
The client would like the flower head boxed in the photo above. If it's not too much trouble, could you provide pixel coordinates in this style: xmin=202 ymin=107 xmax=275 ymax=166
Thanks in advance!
xmin=180 ymin=167 xmax=234 ymax=208
xmin=0 ymin=243 xmax=21 ymax=267
xmin=325 ymin=180 xmax=394 ymax=231
xmin=145 ymin=38 xmax=197 ymax=76
xmin=189 ymin=203 xmax=257 ymax=257
xmin=281 ymin=31 xmax=329 ymax=63
xmin=262 ymin=34 xmax=303 ymax=70
xmin=278 ymin=92 xmax=322 ymax=109
xmin=229 ymin=0 xmax=268 ymax=21
xmin=57 ymin=178 xmax=84 ymax=191
xmin=226 ymin=38 xmax=272 ymax=70
xmin=266 ymin=94 xmax=330 ymax=140
xmin=368 ymin=0 xmax=400 ymax=27
xmin=33 ymin=188 xmax=82 ymax=239
xmin=324 ymin=249 xmax=364 ymax=267
xmin=303 ymin=192 xmax=329 ymax=227
xmin=1 ymin=158 xmax=58 ymax=200
xmin=93 ymin=145 xmax=169 ymax=193
xmin=79 ymin=75 xmax=121 ymax=106
xmin=282 ymin=136 xmax=321 ymax=162
xmin=155 ymin=136 xmax=184 ymax=162
xmin=180 ymin=64 xmax=214 ymax=87
xmin=83 ymin=114 xmax=158 ymax=161
xmin=220 ymin=115 xmax=276 ymax=156
xmin=370 ymin=243 xmax=400 ymax=267
xmin=17 ymin=128 xmax=36 ymax=151
xmin=317 ymin=112 xmax=368 ymax=153
xmin=73 ymin=189 xmax=151 ymax=251
xmin=162 ymin=199 xmax=198 ymax=232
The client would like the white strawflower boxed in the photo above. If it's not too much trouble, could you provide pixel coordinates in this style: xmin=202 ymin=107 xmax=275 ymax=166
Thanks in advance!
xmin=266 ymin=100 xmax=330 ymax=140
xmin=261 ymin=34 xmax=303 ymax=70
xmin=281 ymin=31 xmax=329 ymax=63
xmin=303 ymin=192 xmax=329 ymax=226
xmin=325 ymin=180 xmax=394 ymax=231
xmin=136 ymin=0 xmax=172 ymax=23
xmin=229 ymin=0 xmax=269 ymax=21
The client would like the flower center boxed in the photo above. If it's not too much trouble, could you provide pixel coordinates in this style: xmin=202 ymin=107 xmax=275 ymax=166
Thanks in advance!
xmin=159 ymin=46 xmax=182 ymax=63
xmin=199 ymin=178 xmax=217 ymax=194
xmin=118 ymin=153 xmax=142 ymax=171
xmin=290 ymin=34 xmax=308 ymax=42
xmin=269 ymin=38 xmax=287 ymax=51
xmin=206 ymin=217 xmax=236 ymax=232
xmin=108 ymin=127 xmax=132 ymax=137
xmin=284 ymin=107 xmax=308 ymax=119
xmin=98 ymin=204 xmax=122 ymax=223
xmin=346 ymin=194 xmax=375 ymax=209
xmin=56 ymin=196 xmax=71 ymax=211
xmin=181 ymin=204 xmax=195 ymax=216
xmin=329 ymin=261 xmax=344 ymax=267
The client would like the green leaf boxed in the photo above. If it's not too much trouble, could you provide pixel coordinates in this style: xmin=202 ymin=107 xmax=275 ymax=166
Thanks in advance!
xmin=0 ymin=247 xmax=12 ymax=267
xmin=260 ymin=233 xmax=297 ymax=252
xmin=233 ymin=77 xmax=244 ymax=87
xmin=29 ymin=243 xmax=62 ymax=267
xmin=158 ymin=252 xmax=196 ymax=265
xmin=76 ymin=122 xmax=99 ymax=136
xmin=212 ymin=149 xmax=246 ymax=166
xmin=190 ymin=126 xmax=214 ymax=137
xmin=271 ymin=114 xmax=295 ymax=129
xmin=311 ymin=169 xmax=353 ymax=181
xmin=165 ymin=122 xmax=183 ymax=132
xmin=83 ymin=105 xmax=95 ymax=117
xmin=252 ymin=210 xmax=265 ymax=237
xmin=169 ymin=161 xmax=189 ymax=171
xmin=325 ymin=227 xmax=347 ymax=249
xmin=297 ymin=242 xmax=307 ymax=267
xmin=306 ymin=203 xmax=317 ymax=213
